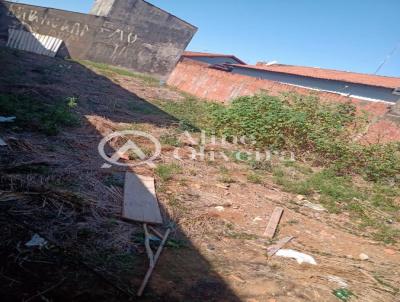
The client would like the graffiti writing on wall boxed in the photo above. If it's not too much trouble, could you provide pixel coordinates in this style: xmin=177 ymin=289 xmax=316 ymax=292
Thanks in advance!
xmin=6 ymin=4 xmax=139 ymax=60
xmin=96 ymin=21 xmax=138 ymax=62
xmin=100 ymin=21 xmax=138 ymax=44
xmin=8 ymin=4 xmax=90 ymax=40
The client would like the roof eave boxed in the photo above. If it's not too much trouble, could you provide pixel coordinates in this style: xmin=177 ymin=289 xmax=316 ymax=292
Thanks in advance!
xmin=227 ymin=64 xmax=399 ymax=90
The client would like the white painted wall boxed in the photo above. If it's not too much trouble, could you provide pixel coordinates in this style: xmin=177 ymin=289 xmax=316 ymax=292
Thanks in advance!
xmin=231 ymin=66 xmax=398 ymax=103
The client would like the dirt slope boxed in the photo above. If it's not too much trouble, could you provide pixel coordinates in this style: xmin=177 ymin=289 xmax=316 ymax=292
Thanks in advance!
xmin=0 ymin=48 xmax=399 ymax=302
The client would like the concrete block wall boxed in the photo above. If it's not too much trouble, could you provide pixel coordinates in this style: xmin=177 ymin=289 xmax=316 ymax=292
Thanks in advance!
xmin=0 ymin=0 xmax=197 ymax=78
xmin=167 ymin=59 xmax=400 ymax=143
xmin=90 ymin=0 xmax=115 ymax=17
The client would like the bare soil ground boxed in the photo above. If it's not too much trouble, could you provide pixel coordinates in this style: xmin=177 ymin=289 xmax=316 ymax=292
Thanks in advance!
xmin=0 ymin=48 xmax=399 ymax=301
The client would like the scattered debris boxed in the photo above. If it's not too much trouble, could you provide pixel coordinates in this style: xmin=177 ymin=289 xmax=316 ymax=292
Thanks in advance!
xmin=0 ymin=116 xmax=16 ymax=122
xmin=327 ymin=275 xmax=348 ymax=288
xmin=264 ymin=207 xmax=284 ymax=238
xmin=206 ymin=244 xmax=216 ymax=252
xmin=0 ymin=137 xmax=7 ymax=146
xmin=253 ymin=216 xmax=263 ymax=222
xmin=25 ymin=234 xmax=48 ymax=248
xmin=332 ymin=288 xmax=355 ymax=301
xmin=228 ymin=274 xmax=246 ymax=283
xmin=214 ymin=206 xmax=225 ymax=212
xmin=359 ymin=253 xmax=369 ymax=261
xmin=216 ymin=183 xmax=230 ymax=190
xmin=148 ymin=225 xmax=164 ymax=239
xmin=303 ymin=201 xmax=326 ymax=211
xmin=149 ymin=235 xmax=161 ymax=242
xmin=122 ymin=173 xmax=163 ymax=224
xmin=275 ymin=249 xmax=317 ymax=265
xmin=294 ymin=195 xmax=326 ymax=211
xmin=138 ymin=226 xmax=171 ymax=297
xmin=120 ymin=172 xmax=171 ymax=296
xmin=296 ymin=194 xmax=306 ymax=201
xmin=267 ymin=236 xmax=294 ymax=257
xmin=143 ymin=224 xmax=155 ymax=267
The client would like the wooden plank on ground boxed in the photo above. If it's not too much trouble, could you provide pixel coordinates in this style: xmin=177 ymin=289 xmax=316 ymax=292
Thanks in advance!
xmin=267 ymin=236 xmax=294 ymax=257
xmin=137 ymin=228 xmax=171 ymax=296
xmin=263 ymin=207 xmax=284 ymax=239
xmin=123 ymin=172 xmax=163 ymax=224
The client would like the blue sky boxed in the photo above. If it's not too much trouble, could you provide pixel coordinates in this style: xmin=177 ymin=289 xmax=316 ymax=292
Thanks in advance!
xmin=16 ymin=0 xmax=400 ymax=77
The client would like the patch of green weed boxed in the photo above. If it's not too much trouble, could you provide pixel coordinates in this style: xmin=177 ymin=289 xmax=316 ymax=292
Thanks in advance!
xmin=247 ymin=172 xmax=263 ymax=184
xmin=155 ymin=97 xmax=223 ymax=131
xmin=218 ymin=166 xmax=236 ymax=184
xmin=67 ymin=96 xmax=78 ymax=108
xmin=79 ymin=60 xmax=159 ymax=86
xmin=160 ymin=133 xmax=182 ymax=147
xmin=155 ymin=163 xmax=182 ymax=182
xmin=211 ymin=92 xmax=400 ymax=182
xmin=0 ymin=94 xmax=79 ymax=135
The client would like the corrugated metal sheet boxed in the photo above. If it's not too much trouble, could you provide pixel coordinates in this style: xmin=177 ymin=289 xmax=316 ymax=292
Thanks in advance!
xmin=6 ymin=29 xmax=63 ymax=57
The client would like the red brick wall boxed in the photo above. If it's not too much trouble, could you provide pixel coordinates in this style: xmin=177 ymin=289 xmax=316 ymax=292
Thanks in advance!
xmin=167 ymin=59 xmax=400 ymax=143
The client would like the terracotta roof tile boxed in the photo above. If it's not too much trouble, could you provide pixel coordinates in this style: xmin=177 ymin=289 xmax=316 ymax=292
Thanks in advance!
xmin=228 ymin=63 xmax=400 ymax=89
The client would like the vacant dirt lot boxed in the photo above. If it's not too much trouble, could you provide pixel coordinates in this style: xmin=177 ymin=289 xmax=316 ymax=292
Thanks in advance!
xmin=0 ymin=48 xmax=399 ymax=301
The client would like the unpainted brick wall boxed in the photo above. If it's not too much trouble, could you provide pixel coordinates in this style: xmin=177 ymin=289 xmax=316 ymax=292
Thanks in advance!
xmin=167 ymin=59 xmax=400 ymax=143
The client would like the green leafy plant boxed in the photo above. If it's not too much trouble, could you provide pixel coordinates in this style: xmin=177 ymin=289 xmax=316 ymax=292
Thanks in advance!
xmin=67 ymin=96 xmax=78 ymax=108
xmin=155 ymin=163 xmax=182 ymax=182
xmin=211 ymin=92 xmax=400 ymax=182
xmin=155 ymin=96 xmax=223 ymax=132
xmin=0 ymin=94 xmax=79 ymax=135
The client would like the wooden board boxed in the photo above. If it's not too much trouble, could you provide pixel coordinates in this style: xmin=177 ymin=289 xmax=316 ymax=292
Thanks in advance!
xmin=123 ymin=172 xmax=163 ymax=224
xmin=263 ymin=207 xmax=284 ymax=238
xmin=267 ymin=236 xmax=294 ymax=257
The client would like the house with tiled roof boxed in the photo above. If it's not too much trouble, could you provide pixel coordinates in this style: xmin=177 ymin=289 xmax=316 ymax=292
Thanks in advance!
xmin=176 ymin=51 xmax=400 ymax=104
xmin=169 ymin=51 xmax=400 ymax=142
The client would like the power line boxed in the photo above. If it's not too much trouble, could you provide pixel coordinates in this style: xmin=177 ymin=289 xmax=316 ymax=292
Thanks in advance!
xmin=374 ymin=40 xmax=400 ymax=75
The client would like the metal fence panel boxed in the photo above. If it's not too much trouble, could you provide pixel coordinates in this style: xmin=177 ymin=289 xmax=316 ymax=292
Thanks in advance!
xmin=6 ymin=29 xmax=63 ymax=57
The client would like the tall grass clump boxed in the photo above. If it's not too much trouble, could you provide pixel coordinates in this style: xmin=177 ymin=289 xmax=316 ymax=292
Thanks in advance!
xmin=211 ymin=92 xmax=400 ymax=182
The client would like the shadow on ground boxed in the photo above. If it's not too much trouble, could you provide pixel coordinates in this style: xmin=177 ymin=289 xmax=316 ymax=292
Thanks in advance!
xmin=0 ymin=5 xmax=240 ymax=301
